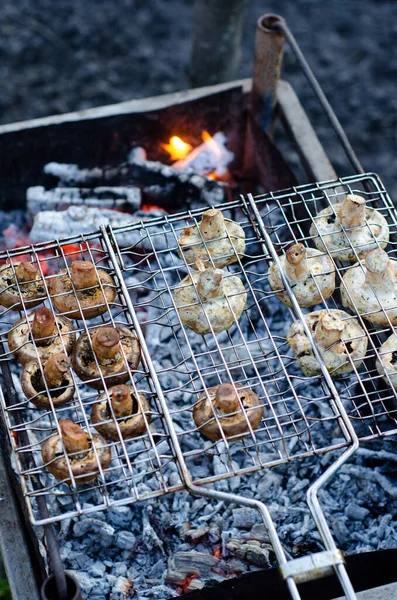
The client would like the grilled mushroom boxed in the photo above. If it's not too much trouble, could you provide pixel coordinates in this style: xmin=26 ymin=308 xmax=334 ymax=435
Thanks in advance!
xmin=91 ymin=384 xmax=151 ymax=441
xmin=193 ymin=383 xmax=263 ymax=441
xmin=41 ymin=419 xmax=111 ymax=484
xmin=8 ymin=307 xmax=76 ymax=366
xmin=0 ymin=261 xmax=46 ymax=311
xmin=21 ymin=353 xmax=75 ymax=409
xmin=309 ymin=194 xmax=389 ymax=261
xmin=268 ymin=243 xmax=335 ymax=307
xmin=341 ymin=248 xmax=397 ymax=326
xmin=174 ymin=259 xmax=246 ymax=335
xmin=50 ymin=261 xmax=116 ymax=319
xmin=287 ymin=309 xmax=367 ymax=376
xmin=178 ymin=208 xmax=245 ymax=268
xmin=376 ymin=332 xmax=397 ymax=390
xmin=72 ymin=325 xmax=141 ymax=389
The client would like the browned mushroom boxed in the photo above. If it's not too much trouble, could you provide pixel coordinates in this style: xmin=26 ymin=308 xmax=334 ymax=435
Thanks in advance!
xmin=91 ymin=384 xmax=151 ymax=441
xmin=21 ymin=353 xmax=75 ymax=409
xmin=50 ymin=261 xmax=116 ymax=319
xmin=41 ymin=419 xmax=111 ymax=484
xmin=8 ymin=307 xmax=76 ymax=366
xmin=193 ymin=383 xmax=263 ymax=441
xmin=72 ymin=325 xmax=141 ymax=389
xmin=0 ymin=261 xmax=46 ymax=311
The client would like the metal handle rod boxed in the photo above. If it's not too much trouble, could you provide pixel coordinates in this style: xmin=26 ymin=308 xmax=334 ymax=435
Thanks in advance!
xmin=270 ymin=16 xmax=364 ymax=177
xmin=246 ymin=195 xmax=359 ymax=599
xmin=101 ymin=226 xmax=302 ymax=600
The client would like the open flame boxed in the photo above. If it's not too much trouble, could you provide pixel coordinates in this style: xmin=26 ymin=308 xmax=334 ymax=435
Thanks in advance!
xmin=161 ymin=136 xmax=192 ymax=161
xmin=162 ymin=131 xmax=233 ymax=180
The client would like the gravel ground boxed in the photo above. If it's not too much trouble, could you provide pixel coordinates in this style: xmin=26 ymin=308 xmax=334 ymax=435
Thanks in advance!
xmin=0 ymin=0 xmax=396 ymax=195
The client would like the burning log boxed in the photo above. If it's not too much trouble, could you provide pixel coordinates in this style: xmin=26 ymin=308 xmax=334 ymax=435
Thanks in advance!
xmin=27 ymin=185 xmax=141 ymax=216
xmin=44 ymin=155 xmax=228 ymax=208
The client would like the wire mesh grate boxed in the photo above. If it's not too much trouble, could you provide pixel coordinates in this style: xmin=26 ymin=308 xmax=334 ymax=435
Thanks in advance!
xmin=251 ymin=172 xmax=397 ymax=443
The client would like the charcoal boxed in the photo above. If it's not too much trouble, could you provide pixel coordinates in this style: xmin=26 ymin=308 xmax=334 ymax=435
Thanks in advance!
xmin=70 ymin=570 xmax=95 ymax=596
xmin=73 ymin=518 xmax=115 ymax=547
xmin=184 ymin=526 xmax=209 ymax=543
xmin=114 ymin=531 xmax=136 ymax=550
xmin=232 ymin=507 xmax=258 ymax=529
xmin=165 ymin=551 xmax=219 ymax=585
xmin=90 ymin=561 xmax=107 ymax=578
xmin=226 ymin=538 xmax=273 ymax=568
xmin=107 ymin=507 xmax=133 ymax=528
xmin=345 ymin=503 xmax=370 ymax=521
xmin=27 ymin=185 xmax=141 ymax=216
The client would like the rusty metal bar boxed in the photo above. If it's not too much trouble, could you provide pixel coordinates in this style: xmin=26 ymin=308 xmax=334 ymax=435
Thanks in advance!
xmin=189 ymin=0 xmax=247 ymax=87
xmin=251 ymin=13 xmax=285 ymax=132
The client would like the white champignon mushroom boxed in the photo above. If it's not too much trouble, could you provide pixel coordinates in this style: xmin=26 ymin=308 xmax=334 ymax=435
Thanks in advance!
xmin=174 ymin=259 xmax=247 ymax=335
xmin=309 ymin=194 xmax=389 ymax=261
xmin=341 ymin=247 xmax=397 ymax=326
xmin=268 ymin=243 xmax=335 ymax=307
xmin=178 ymin=208 xmax=245 ymax=268
xmin=375 ymin=331 xmax=397 ymax=390
xmin=287 ymin=309 xmax=368 ymax=376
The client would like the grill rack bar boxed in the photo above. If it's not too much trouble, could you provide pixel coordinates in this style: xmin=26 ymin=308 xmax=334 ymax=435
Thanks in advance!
xmin=0 ymin=172 xmax=395 ymax=600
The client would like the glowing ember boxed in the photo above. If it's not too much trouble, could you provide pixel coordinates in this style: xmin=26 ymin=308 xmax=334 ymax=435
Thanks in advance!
xmin=162 ymin=136 xmax=193 ymax=161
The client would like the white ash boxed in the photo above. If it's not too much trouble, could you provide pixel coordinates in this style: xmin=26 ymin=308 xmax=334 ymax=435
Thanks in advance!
xmin=172 ymin=132 xmax=234 ymax=178
xmin=27 ymin=185 xmax=141 ymax=217
xmin=3 ymin=206 xmax=397 ymax=599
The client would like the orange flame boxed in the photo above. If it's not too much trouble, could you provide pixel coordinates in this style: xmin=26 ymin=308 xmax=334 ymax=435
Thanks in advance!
xmin=214 ymin=549 xmax=221 ymax=558
xmin=161 ymin=135 xmax=192 ymax=161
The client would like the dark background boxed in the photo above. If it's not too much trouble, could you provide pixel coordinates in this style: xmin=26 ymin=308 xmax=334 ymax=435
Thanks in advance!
xmin=0 ymin=0 xmax=396 ymax=194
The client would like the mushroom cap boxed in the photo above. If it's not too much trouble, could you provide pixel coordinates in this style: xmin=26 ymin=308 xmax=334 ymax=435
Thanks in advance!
xmin=7 ymin=313 xmax=76 ymax=366
xmin=193 ymin=383 xmax=263 ymax=441
xmin=174 ymin=271 xmax=247 ymax=335
xmin=341 ymin=257 xmax=397 ymax=326
xmin=72 ymin=325 xmax=141 ymax=389
xmin=21 ymin=360 xmax=75 ymax=409
xmin=50 ymin=268 xmax=116 ymax=319
xmin=309 ymin=202 xmax=389 ymax=261
xmin=376 ymin=331 xmax=397 ymax=390
xmin=178 ymin=219 xmax=245 ymax=268
xmin=91 ymin=386 xmax=151 ymax=441
xmin=41 ymin=430 xmax=111 ymax=484
xmin=268 ymin=247 xmax=335 ymax=307
xmin=287 ymin=309 xmax=368 ymax=376
xmin=0 ymin=262 xmax=46 ymax=311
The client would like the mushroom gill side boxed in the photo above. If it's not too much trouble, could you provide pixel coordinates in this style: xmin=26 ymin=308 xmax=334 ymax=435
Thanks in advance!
xmin=41 ymin=419 xmax=111 ymax=484
xmin=287 ymin=309 xmax=368 ymax=376
xmin=193 ymin=383 xmax=263 ymax=441
xmin=21 ymin=353 xmax=75 ymax=409
xmin=91 ymin=384 xmax=151 ymax=441
xmin=72 ymin=325 xmax=141 ymax=389
xmin=8 ymin=307 xmax=76 ymax=366
xmin=50 ymin=260 xmax=117 ymax=319
xmin=0 ymin=261 xmax=46 ymax=311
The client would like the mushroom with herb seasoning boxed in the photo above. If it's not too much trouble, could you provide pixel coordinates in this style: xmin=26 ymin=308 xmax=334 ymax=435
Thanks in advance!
xmin=341 ymin=247 xmax=397 ymax=326
xmin=174 ymin=259 xmax=247 ymax=335
xmin=268 ymin=243 xmax=335 ymax=307
xmin=41 ymin=419 xmax=111 ymax=484
xmin=91 ymin=384 xmax=151 ymax=441
xmin=193 ymin=383 xmax=263 ymax=441
xmin=376 ymin=332 xmax=397 ymax=390
xmin=309 ymin=194 xmax=389 ymax=261
xmin=0 ymin=261 xmax=46 ymax=311
xmin=72 ymin=325 xmax=141 ymax=389
xmin=21 ymin=353 xmax=75 ymax=409
xmin=8 ymin=306 xmax=76 ymax=366
xmin=287 ymin=309 xmax=367 ymax=376
xmin=178 ymin=208 xmax=245 ymax=268
xmin=50 ymin=260 xmax=116 ymax=319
